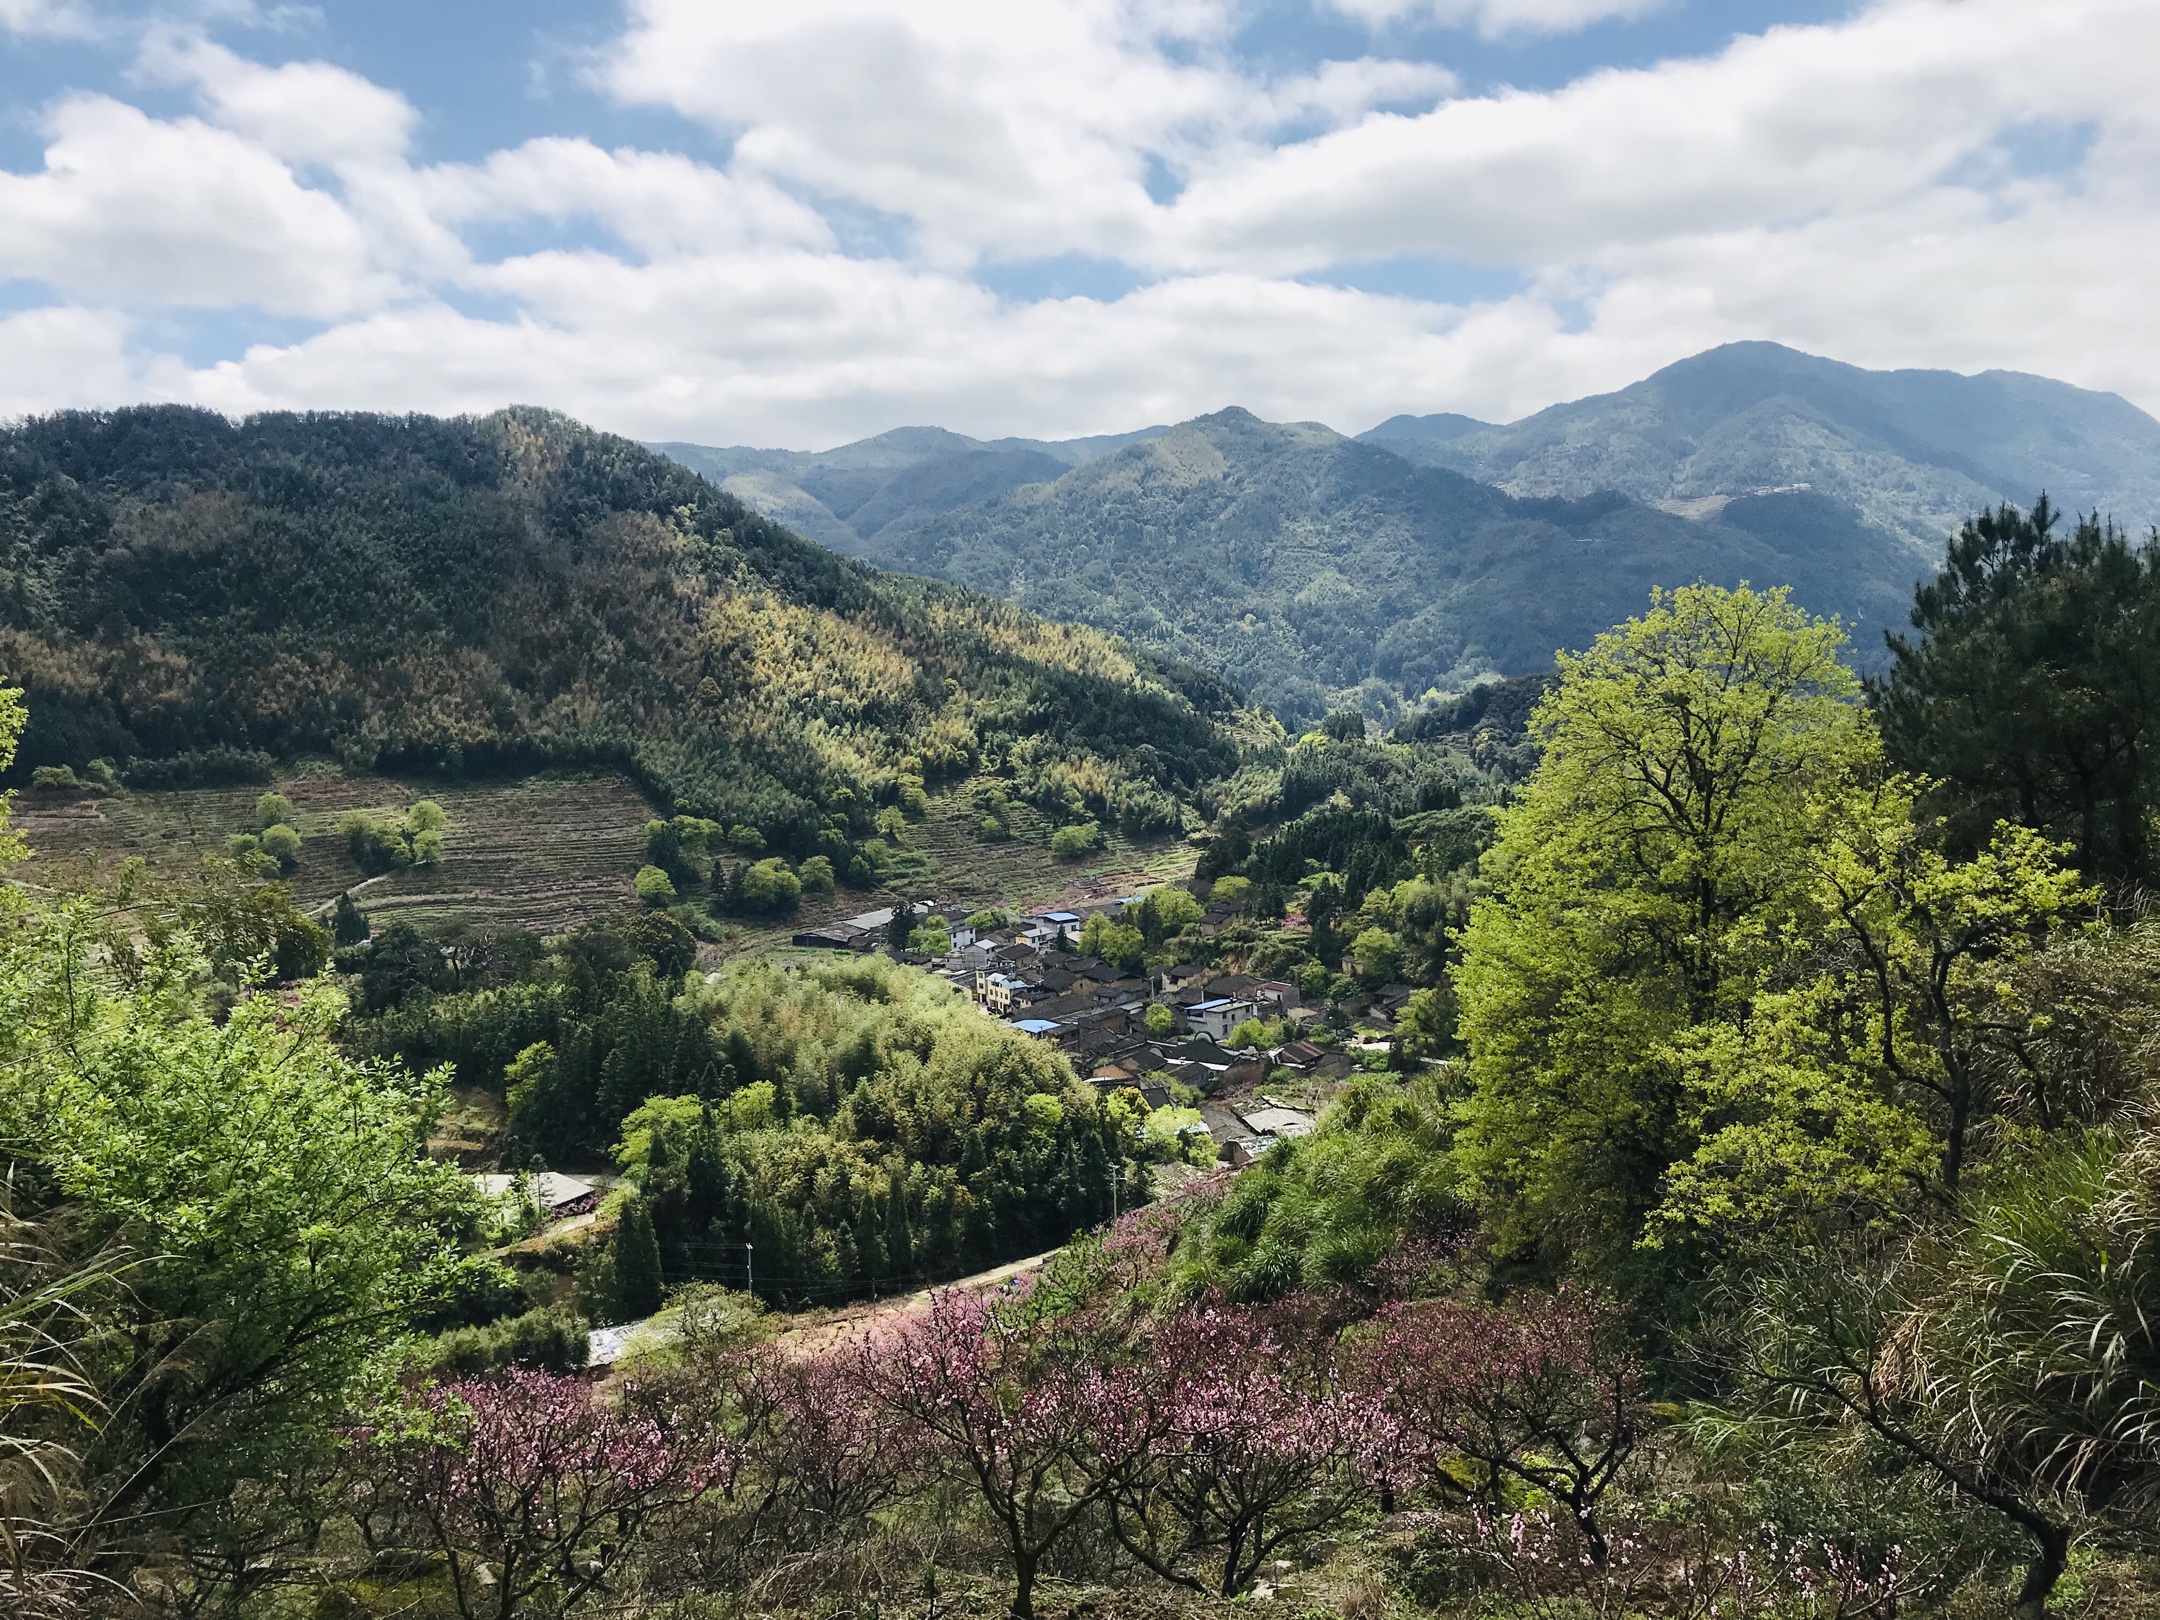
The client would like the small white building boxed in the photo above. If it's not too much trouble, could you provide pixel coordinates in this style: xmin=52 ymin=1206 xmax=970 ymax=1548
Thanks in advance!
xmin=1185 ymin=997 xmax=1258 ymax=1042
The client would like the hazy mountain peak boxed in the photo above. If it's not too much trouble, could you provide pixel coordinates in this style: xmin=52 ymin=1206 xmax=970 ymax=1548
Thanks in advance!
xmin=1362 ymin=411 xmax=1496 ymax=443
xmin=1372 ymin=341 xmax=2160 ymax=551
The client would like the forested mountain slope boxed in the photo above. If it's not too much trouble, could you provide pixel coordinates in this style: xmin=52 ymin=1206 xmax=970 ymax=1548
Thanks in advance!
xmin=0 ymin=406 xmax=1246 ymax=854
xmin=654 ymin=422 xmax=1170 ymax=554
xmin=664 ymin=345 xmax=2160 ymax=724
xmin=1365 ymin=341 xmax=2160 ymax=555
xmin=858 ymin=407 xmax=1920 ymax=721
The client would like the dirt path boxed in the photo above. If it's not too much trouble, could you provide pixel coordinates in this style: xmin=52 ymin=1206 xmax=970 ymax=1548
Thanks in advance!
xmin=591 ymin=1245 xmax=1065 ymax=1366
xmin=770 ymin=1247 xmax=1063 ymax=1358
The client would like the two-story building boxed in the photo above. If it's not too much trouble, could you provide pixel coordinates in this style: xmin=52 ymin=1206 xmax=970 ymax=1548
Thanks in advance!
xmin=1185 ymin=997 xmax=1259 ymax=1042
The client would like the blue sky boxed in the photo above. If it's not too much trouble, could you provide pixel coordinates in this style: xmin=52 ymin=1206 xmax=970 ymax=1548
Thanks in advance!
xmin=0 ymin=0 xmax=2150 ymax=447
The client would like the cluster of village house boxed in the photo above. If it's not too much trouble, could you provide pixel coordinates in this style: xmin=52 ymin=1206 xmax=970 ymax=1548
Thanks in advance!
xmin=478 ymin=897 xmax=1408 ymax=1237
xmin=792 ymin=898 xmax=1403 ymax=1166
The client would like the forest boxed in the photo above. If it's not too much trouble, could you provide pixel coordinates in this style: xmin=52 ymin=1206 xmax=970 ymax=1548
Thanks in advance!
xmin=8 ymin=493 xmax=2160 ymax=1620
xmin=0 ymin=406 xmax=1251 ymax=867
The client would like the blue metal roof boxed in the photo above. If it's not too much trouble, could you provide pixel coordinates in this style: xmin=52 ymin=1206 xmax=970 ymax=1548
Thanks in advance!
xmin=1011 ymin=1019 xmax=1061 ymax=1034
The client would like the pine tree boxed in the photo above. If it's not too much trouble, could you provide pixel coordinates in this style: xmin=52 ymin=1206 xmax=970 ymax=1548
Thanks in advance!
xmin=685 ymin=1109 xmax=727 ymax=1227
xmin=331 ymin=892 xmax=370 ymax=946
xmin=614 ymin=1199 xmax=664 ymax=1319
xmin=885 ymin=1174 xmax=914 ymax=1281
xmin=852 ymin=1196 xmax=887 ymax=1281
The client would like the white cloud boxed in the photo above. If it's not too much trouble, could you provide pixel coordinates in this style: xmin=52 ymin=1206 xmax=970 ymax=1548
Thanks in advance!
xmin=596 ymin=0 xmax=1219 ymax=266
xmin=1167 ymin=0 xmax=2160 ymax=273
xmin=0 ymin=95 xmax=399 ymax=317
xmin=417 ymin=140 xmax=834 ymax=260
xmin=1329 ymin=0 xmax=1666 ymax=38
xmin=0 ymin=0 xmax=99 ymax=40
xmin=140 ymin=34 xmax=419 ymax=167
xmin=595 ymin=0 xmax=1449 ymax=267
xmin=7 ymin=0 xmax=2160 ymax=453
xmin=0 ymin=306 xmax=177 ymax=417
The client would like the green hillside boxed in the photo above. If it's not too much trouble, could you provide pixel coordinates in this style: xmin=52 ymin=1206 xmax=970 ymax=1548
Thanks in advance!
xmin=861 ymin=406 xmax=1921 ymax=722
xmin=0 ymin=406 xmax=1250 ymax=860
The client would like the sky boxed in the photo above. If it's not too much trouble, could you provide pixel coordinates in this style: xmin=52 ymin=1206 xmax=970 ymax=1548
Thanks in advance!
xmin=0 ymin=0 xmax=2153 ymax=449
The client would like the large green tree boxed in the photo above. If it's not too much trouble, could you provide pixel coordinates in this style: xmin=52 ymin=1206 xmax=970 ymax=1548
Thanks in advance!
xmin=1876 ymin=498 xmax=2160 ymax=891
xmin=1454 ymin=584 xmax=1872 ymax=1272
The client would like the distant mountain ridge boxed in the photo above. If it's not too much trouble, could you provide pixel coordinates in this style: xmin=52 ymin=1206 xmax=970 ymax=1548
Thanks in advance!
xmin=1362 ymin=343 xmax=2160 ymax=556
xmin=861 ymin=408 xmax=1923 ymax=722
xmin=652 ymin=344 xmax=2160 ymax=721
xmin=653 ymin=423 xmax=1171 ymax=554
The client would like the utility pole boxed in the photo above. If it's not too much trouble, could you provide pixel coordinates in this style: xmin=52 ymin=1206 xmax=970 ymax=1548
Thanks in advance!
xmin=744 ymin=1240 xmax=754 ymax=1299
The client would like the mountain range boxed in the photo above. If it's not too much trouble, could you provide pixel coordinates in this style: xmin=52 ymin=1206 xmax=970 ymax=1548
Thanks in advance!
xmin=1363 ymin=341 xmax=2160 ymax=555
xmin=654 ymin=423 xmax=1170 ymax=555
xmin=657 ymin=343 xmax=2160 ymax=722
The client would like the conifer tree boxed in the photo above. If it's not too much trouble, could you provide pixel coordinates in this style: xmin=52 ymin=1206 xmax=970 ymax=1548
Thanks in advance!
xmin=614 ymin=1200 xmax=664 ymax=1320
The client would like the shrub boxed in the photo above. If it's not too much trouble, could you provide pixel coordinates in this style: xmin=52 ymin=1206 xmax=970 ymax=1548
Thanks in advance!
xmin=1211 ymin=875 xmax=1251 ymax=906
xmin=410 ymin=827 xmax=444 ymax=865
xmin=258 ymin=823 xmax=302 ymax=870
xmin=635 ymin=864 xmax=678 ymax=906
xmin=1145 ymin=1002 xmax=1176 ymax=1037
xmin=1050 ymin=821 xmax=1101 ymax=859
xmin=407 ymin=798 xmax=447 ymax=834
xmin=1352 ymin=925 xmax=1402 ymax=986
xmin=798 ymin=854 xmax=836 ymax=898
xmin=1227 ymin=1017 xmax=1289 ymax=1050
xmin=256 ymin=791 xmax=296 ymax=829
xmin=30 ymin=764 xmax=78 ymax=789
xmin=1078 ymin=914 xmax=1146 ymax=972
xmin=738 ymin=857 xmax=803 ymax=915
xmin=430 ymin=1305 xmax=592 ymax=1377
xmin=344 ymin=814 xmax=414 ymax=875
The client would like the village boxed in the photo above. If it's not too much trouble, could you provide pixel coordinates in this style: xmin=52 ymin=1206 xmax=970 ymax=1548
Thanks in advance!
xmin=790 ymin=895 xmax=1397 ymax=1167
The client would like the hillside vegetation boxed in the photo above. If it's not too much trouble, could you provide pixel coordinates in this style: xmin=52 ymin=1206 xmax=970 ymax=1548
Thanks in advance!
xmin=669 ymin=344 xmax=2160 ymax=726
xmin=18 ymin=491 xmax=2160 ymax=1619
xmin=864 ymin=407 xmax=1921 ymax=721
xmin=654 ymin=421 xmax=1169 ymax=553
xmin=0 ymin=406 xmax=1249 ymax=865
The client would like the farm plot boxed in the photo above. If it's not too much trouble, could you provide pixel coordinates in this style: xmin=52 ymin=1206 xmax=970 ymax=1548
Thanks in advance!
xmin=706 ymin=778 xmax=1201 ymax=959
xmin=12 ymin=770 xmax=655 ymax=935
xmin=905 ymin=777 xmax=1200 ymax=914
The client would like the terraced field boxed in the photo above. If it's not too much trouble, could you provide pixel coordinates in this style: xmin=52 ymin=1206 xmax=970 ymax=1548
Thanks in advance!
xmin=712 ymin=776 xmax=1201 ymax=956
xmin=13 ymin=767 xmax=1196 ymax=954
xmin=13 ymin=770 xmax=654 ymax=934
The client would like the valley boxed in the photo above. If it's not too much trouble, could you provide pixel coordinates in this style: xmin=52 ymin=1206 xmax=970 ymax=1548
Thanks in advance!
xmin=11 ymin=356 xmax=2160 ymax=1620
